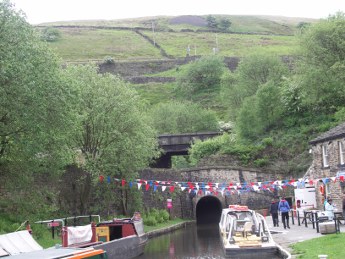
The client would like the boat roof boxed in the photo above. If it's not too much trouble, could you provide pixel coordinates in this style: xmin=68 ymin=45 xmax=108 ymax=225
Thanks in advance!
xmin=222 ymin=205 xmax=253 ymax=214
xmin=7 ymin=247 xmax=100 ymax=259
xmin=0 ymin=230 xmax=43 ymax=256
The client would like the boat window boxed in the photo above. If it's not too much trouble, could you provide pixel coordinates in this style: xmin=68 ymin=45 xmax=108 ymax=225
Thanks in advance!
xmin=109 ymin=225 xmax=122 ymax=240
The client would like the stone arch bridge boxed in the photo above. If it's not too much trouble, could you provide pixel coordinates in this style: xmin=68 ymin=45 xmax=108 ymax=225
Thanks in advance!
xmin=139 ymin=167 xmax=285 ymax=224
xmin=153 ymin=132 xmax=222 ymax=168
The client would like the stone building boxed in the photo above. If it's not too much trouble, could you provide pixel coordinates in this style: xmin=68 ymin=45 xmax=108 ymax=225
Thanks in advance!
xmin=306 ymin=122 xmax=345 ymax=210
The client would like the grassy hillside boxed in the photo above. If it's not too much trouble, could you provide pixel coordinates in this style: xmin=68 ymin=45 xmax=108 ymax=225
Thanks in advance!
xmin=39 ymin=15 xmax=313 ymax=62
xmin=40 ymin=14 xmax=316 ymax=34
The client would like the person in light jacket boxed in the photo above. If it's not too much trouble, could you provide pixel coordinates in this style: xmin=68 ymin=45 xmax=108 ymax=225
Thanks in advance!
xmin=278 ymin=197 xmax=291 ymax=229
xmin=324 ymin=198 xmax=335 ymax=220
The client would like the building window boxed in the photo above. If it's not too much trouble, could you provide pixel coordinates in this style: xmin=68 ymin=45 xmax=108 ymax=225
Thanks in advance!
xmin=322 ymin=145 xmax=329 ymax=167
xmin=339 ymin=141 xmax=345 ymax=165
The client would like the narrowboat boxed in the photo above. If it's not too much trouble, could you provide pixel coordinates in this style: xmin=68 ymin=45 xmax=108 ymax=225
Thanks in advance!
xmin=36 ymin=212 xmax=147 ymax=259
xmin=0 ymin=229 xmax=107 ymax=258
xmin=219 ymin=205 xmax=291 ymax=259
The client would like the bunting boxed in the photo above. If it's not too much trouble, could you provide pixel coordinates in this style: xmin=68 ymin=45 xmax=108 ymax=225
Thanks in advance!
xmin=98 ymin=175 xmax=341 ymax=196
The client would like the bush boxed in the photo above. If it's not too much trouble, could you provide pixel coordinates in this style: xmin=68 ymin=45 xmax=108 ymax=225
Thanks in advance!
xmin=254 ymin=158 xmax=269 ymax=167
xmin=159 ymin=210 xmax=170 ymax=222
xmin=144 ymin=216 xmax=157 ymax=226
xmin=103 ymin=56 xmax=115 ymax=64
xmin=40 ymin=27 xmax=61 ymax=42
xmin=142 ymin=209 xmax=170 ymax=226
xmin=261 ymin=137 xmax=273 ymax=147
xmin=189 ymin=133 xmax=234 ymax=165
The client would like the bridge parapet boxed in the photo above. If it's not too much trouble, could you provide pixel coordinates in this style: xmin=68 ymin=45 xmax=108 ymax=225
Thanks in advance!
xmin=158 ymin=131 xmax=222 ymax=153
xmin=154 ymin=132 xmax=222 ymax=168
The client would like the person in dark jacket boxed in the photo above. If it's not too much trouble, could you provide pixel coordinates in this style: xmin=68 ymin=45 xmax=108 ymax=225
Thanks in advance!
xmin=278 ymin=197 xmax=291 ymax=229
xmin=269 ymin=198 xmax=279 ymax=227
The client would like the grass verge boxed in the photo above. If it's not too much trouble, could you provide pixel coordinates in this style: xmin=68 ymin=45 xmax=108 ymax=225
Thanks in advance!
xmin=144 ymin=218 xmax=188 ymax=233
xmin=291 ymin=233 xmax=345 ymax=258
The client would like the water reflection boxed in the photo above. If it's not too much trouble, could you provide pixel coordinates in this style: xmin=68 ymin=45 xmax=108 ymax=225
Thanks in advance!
xmin=136 ymin=223 xmax=224 ymax=259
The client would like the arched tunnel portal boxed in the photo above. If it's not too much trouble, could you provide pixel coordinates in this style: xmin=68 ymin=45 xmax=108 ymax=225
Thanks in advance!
xmin=196 ymin=196 xmax=223 ymax=225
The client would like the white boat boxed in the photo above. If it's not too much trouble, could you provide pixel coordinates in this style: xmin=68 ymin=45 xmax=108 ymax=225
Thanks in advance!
xmin=0 ymin=229 xmax=108 ymax=259
xmin=219 ymin=205 xmax=291 ymax=259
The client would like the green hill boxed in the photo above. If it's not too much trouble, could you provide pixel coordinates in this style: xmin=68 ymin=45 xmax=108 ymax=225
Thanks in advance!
xmin=38 ymin=15 xmax=315 ymax=62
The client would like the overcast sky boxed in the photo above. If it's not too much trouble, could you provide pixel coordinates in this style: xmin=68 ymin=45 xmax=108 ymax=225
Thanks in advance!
xmin=11 ymin=0 xmax=345 ymax=24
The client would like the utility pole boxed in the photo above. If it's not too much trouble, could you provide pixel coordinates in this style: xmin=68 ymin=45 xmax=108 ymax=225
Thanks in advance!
xmin=215 ymin=33 xmax=219 ymax=54
xmin=152 ymin=21 xmax=156 ymax=47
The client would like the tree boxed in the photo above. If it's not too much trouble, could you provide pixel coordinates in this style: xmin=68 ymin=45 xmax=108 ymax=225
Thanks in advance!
xmin=0 ymin=1 xmax=76 ymax=177
xmin=255 ymin=81 xmax=284 ymax=129
xmin=236 ymin=96 xmax=262 ymax=139
xmin=150 ymin=101 xmax=219 ymax=134
xmin=176 ymin=55 xmax=226 ymax=104
xmin=64 ymin=65 xmax=160 ymax=215
xmin=206 ymin=15 xmax=218 ymax=29
xmin=40 ymin=27 xmax=61 ymax=42
xmin=0 ymin=0 xmax=77 ymax=215
xmin=296 ymin=12 xmax=345 ymax=112
xmin=219 ymin=18 xmax=231 ymax=32
xmin=221 ymin=54 xmax=288 ymax=120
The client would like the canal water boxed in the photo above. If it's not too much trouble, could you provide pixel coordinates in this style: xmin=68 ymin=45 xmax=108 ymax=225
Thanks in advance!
xmin=136 ymin=223 xmax=284 ymax=259
xmin=136 ymin=223 xmax=224 ymax=259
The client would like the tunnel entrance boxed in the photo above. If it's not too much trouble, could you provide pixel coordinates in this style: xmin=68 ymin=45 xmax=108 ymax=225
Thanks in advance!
xmin=196 ymin=196 xmax=222 ymax=225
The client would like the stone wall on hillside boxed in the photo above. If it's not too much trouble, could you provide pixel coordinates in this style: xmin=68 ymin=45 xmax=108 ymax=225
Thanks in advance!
xmin=98 ymin=56 xmax=241 ymax=81
xmin=98 ymin=57 xmax=199 ymax=77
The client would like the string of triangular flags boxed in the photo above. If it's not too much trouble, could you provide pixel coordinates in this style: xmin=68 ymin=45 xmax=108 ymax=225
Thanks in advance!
xmin=99 ymin=175 xmax=344 ymax=196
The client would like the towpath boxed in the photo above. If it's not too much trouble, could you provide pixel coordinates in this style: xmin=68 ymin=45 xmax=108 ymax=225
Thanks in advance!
xmin=266 ymin=215 xmax=345 ymax=258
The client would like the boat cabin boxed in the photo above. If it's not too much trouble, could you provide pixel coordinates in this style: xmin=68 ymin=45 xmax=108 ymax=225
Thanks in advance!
xmin=219 ymin=205 xmax=281 ymax=258
xmin=36 ymin=213 xmax=144 ymax=248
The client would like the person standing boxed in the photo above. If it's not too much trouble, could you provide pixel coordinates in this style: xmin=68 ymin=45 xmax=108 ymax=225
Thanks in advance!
xmin=278 ymin=197 xmax=291 ymax=229
xmin=269 ymin=198 xmax=279 ymax=227
xmin=324 ymin=198 xmax=335 ymax=220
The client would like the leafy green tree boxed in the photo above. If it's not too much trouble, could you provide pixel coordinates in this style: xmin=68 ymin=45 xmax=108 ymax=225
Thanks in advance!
xmin=235 ymin=81 xmax=285 ymax=140
xmin=64 ymin=65 xmax=160 ymax=215
xmin=221 ymin=54 xmax=288 ymax=120
xmin=235 ymin=96 xmax=262 ymax=139
xmin=219 ymin=18 xmax=231 ymax=32
xmin=296 ymin=21 xmax=311 ymax=31
xmin=40 ymin=27 xmax=61 ymax=42
xmin=0 ymin=1 xmax=76 ymax=177
xmin=0 ymin=0 xmax=77 ymax=216
xmin=220 ymin=71 xmax=242 ymax=120
xmin=255 ymin=81 xmax=284 ymax=129
xmin=150 ymin=101 xmax=218 ymax=134
xmin=206 ymin=15 xmax=218 ymax=29
xmin=296 ymin=12 xmax=345 ymax=112
xmin=176 ymin=55 xmax=226 ymax=104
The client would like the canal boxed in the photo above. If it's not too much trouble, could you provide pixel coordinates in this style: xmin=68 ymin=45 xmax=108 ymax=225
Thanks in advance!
xmin=136 ymin=223 xmax=225 ymax=259
xmin=136 ymin=222 xmax=285 ymax=259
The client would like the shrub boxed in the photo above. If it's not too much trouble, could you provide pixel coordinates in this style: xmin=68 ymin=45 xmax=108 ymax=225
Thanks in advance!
xmin=103 ymin=56 xmax=115 ymax=64
xmin=143 ymin=216 xmax=157 ymax=226
xmin=40 ymin=27 xmax=61 ymax=42
xmin=254 ymin=158 xmax=269 ymax=167
xmin=261 ymin=137 xmax=273 ymax=147
xmin=159 ymin=210 xmax=170 ymax=222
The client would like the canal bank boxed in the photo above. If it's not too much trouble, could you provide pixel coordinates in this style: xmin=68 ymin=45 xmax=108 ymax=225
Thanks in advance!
xmin=146 ymin=220 xmax=195 ymax=238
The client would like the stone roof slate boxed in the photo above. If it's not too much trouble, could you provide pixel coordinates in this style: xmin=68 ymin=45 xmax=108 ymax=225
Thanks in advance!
xmin=309 ymin=122 xmax=345 ymax=145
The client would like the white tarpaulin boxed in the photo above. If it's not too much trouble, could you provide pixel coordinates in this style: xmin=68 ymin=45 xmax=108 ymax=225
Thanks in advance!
xmin=0 ymin=230 xmax=43 ymax=255
xmin=67 ymin=224 xmax=93 ymax=245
